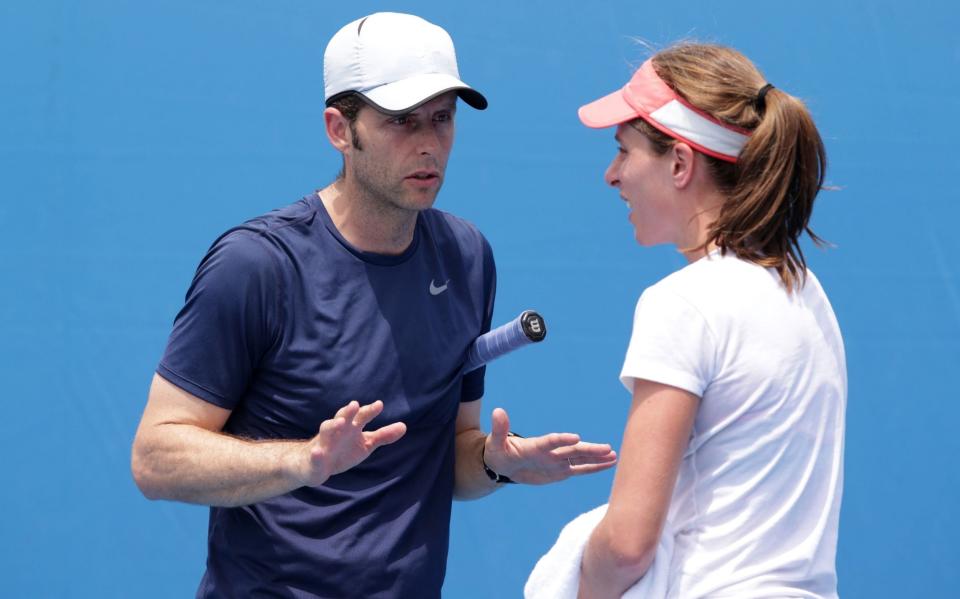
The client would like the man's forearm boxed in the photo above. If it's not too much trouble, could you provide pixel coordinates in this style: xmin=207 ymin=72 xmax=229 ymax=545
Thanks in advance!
xmin=452 ymin=429 xmax=502 ymax=500
xmin=132 ymin=423 xmax=310 ymax=507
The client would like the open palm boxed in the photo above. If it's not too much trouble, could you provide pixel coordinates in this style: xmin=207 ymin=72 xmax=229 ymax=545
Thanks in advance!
xmin=483 ymin=407 xmax=617 ymax=485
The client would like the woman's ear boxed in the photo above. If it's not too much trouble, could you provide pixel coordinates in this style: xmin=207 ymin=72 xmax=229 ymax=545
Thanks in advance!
xmin=671 ymin=142 xmax=696 ymax=190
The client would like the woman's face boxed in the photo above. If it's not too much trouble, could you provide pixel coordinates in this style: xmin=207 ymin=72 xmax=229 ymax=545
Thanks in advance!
xmin=604 ymin=123 xmax=684 ymax=247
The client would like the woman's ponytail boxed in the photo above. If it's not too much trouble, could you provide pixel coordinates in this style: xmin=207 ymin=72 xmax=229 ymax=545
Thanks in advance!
xmin=712 ymin=84 xmax=827 ymax=290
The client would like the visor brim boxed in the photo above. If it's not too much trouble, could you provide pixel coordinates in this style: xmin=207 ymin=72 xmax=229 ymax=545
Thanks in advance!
xmin=578 ymin=88 xmax=641 ymax=128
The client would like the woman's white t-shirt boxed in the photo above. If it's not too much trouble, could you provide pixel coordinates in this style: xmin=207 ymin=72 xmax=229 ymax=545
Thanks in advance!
xmin=620 ymin=252 xmax=846 ymax=598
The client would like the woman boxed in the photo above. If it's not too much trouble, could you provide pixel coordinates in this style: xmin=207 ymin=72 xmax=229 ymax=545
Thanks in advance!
xmin=528 ymin=44 xmax=846 ymax=598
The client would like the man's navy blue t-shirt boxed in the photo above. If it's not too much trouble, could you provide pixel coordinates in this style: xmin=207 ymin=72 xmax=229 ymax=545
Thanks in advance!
xmin=157 ymin=193 xmax=496 ymax=598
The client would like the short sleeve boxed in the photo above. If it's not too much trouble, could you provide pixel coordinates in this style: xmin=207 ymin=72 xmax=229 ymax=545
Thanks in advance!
xmin=619 ymin=286 xmax=716 ymax=398
xmin=460 ymin=236 xmax=496 ymax=402
xmin=157 ymin=230 xmax=281 ymax=409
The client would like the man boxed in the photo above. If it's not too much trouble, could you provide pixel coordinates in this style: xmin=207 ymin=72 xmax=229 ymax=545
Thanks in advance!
xmin=131 ymin=12 xmax=617 ymax=598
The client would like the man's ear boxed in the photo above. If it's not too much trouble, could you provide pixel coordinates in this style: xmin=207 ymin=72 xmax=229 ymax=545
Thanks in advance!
xmin=324 ymin=107 xmax=352 ymax=153
xmin=671 ymin=142 xmax=696 ymax=190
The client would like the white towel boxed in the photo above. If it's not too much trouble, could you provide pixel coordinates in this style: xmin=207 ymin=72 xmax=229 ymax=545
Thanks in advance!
xmin=524 ymin=503 xmax=674 ymax=599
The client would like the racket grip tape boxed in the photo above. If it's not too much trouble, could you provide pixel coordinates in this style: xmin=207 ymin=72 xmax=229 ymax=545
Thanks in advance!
xmin=463 ymin=310 xmax=546 ymax=373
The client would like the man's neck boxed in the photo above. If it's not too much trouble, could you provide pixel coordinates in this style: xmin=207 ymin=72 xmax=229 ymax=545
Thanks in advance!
xmin=318 ymin=180 xmax=419 ymax=255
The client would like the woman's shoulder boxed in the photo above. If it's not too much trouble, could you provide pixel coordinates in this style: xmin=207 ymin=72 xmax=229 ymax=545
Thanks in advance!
xmin=644 ymin=252 xmax=792 ymax=324
xmin=649 ymin=251 xmax=753 ymax=294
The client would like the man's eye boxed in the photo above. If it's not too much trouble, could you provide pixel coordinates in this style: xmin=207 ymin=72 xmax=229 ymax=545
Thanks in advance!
xmin=434 ymin=112 xmax=451 ymax=122
xmin=392 ymin=116 xmax=409 ymax=125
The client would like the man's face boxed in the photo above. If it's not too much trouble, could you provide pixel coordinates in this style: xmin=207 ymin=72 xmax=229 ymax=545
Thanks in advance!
xmin=346 ymin=92 xmax=457 ymax=214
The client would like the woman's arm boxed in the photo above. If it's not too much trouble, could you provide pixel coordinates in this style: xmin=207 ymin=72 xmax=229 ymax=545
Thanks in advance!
xmin=577 ymin=379 xmax=699 ymax=599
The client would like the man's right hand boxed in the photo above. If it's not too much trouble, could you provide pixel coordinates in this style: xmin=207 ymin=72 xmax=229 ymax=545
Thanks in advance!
xmin=294 ymin=400 xmax=407 ymax=486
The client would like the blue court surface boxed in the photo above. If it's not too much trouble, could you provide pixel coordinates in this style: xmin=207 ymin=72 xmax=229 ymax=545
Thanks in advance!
xmin=2 ymin=1 xmax=958 ymax=596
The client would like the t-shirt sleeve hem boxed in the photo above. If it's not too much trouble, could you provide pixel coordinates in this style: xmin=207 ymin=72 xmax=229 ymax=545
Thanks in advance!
xmin=620 ymin=362 xmax=705 ymax=398
xmin=156 ymin=363 xmax=237 ymax=410
xmin=460 ymin=382 xmax=484 ymax=402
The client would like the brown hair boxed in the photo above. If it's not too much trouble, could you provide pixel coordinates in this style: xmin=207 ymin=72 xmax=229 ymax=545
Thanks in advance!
xmin=327 ymin=92 xmax=367 ymax=179
xmin=633 ymin=43 xmax=827 ymax=290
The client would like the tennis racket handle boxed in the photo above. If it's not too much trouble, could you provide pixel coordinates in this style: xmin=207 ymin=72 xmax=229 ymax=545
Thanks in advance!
xmin=463 ymin=310 xmax=547 ymax=373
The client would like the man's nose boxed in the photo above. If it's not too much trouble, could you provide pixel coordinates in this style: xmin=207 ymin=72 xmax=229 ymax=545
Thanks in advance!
xmin=417 ymin=124 xmax=443 ymax=156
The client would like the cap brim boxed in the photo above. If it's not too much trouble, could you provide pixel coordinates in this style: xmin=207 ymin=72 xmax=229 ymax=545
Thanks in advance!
xmin=360 ymin=72 xmax=488 ymax=114
xmin=578 ymin=88 xmax=641 ymax=128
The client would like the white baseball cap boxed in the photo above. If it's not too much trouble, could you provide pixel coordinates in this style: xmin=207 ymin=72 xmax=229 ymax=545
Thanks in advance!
xmin=323 ymin=12 xmax=488 ymax=114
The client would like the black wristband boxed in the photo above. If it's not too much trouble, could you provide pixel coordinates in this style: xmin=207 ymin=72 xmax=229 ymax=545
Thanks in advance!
xmin=482 ymin=432 xmax=522 ymax=484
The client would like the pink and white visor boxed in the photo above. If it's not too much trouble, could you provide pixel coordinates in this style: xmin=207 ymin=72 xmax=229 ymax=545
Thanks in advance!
xmin=578 ymin=59 xmax=750 ymax=162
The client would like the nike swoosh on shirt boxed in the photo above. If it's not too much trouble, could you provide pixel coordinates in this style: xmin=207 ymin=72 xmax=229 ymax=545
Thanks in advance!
xmin=429 ymin=279 xmax=449 ymax=295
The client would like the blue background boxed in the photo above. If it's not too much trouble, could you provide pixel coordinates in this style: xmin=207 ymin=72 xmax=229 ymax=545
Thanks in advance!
xmin=3 ymin=1 xmax=958 ymax=596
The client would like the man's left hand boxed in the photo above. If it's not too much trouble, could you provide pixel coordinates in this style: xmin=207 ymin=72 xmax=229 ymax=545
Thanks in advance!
xmin=482 ymin=407 xmax=618 ymax=484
